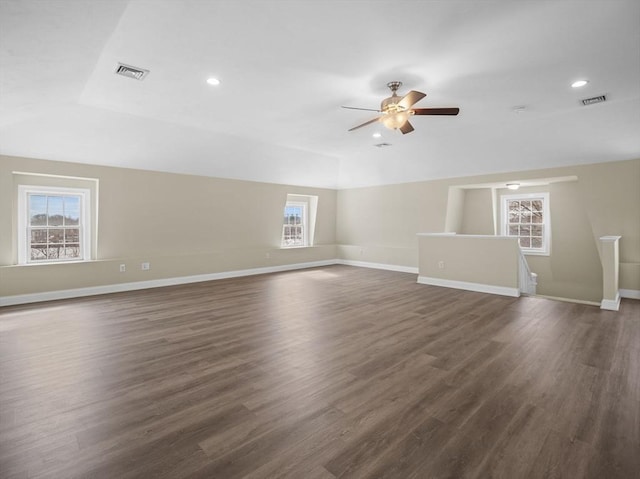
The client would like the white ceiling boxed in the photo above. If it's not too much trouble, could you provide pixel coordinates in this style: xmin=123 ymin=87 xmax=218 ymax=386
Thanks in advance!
xmin=1 ymin=0 xmax=639 ymax=189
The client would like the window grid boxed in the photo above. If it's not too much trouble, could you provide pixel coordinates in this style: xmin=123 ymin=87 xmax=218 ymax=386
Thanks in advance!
xmin=506 ymin=198 xmax=545 ymax=251
xmin=282 ymin=203 xmax=305 ymax=247
xmin=27 ymin=193 xmax=83 ymax=262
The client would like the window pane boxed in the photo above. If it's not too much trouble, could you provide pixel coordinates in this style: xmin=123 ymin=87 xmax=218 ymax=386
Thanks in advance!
xmin=504 ymin=195 xmax=546 ymax=252
xmin=21 ymin=188 xmax=89 ymax=264
xmin=48 ymin=229 xmax=64 ymax=243
xmin=61 ymin=245 xmax=80 ymax=259
xmin=284 ymin=206 xmax=302 ymax=222
xmin=31 ymin=229 xmax=48 ymax=243
xmin=30 ymin=246 xmax=47 ymax=260
xmin=282 ymin=200 xmax=309 ymax=247
xmin=29 ymin=195 xmax=47 ymax=225
xmin=64 ymin=196 xmax=80 ymax=225
xmin=65 ymin=229 xmax=80 ymax=243
xmin=47 ymin=196 xmax=64 ymax=226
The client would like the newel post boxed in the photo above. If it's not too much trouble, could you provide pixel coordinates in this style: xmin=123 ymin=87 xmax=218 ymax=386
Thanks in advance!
xmin=600 ymin=236 xmax=621 ymax=311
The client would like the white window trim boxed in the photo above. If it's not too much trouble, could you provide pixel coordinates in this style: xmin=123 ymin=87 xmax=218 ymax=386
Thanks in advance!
xmin=18 ymin=185 xmax=91 ymax=264
xmin=500 ymin=192 xmax=551 ymax=256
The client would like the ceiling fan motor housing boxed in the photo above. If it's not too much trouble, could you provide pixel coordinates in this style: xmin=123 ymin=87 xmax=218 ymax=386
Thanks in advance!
xmin=381 ymin=95 xmax=405 ymax=113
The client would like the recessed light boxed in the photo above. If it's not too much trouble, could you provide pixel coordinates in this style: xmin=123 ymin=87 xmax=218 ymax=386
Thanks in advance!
xmin=571 ymin=80 xmax=588 ymax=88
xmin=206 ymin=77 xmax=221 ymax=86
xmin=372 ymin=132 xmax=382 ymax=138
xmin=507 ymin=183 xmax=520 ymax=190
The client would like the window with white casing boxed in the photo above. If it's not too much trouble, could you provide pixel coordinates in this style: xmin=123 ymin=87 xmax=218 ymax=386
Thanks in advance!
xmin=282 ymin=201 xmax=308 ymax=247
xmin=281 ymin=194 xmax=318 ymax=248
xmin=18 ymin=185 xmax=91 ymax=264
xmin=501 ymin=193 xmax=550 ymax=255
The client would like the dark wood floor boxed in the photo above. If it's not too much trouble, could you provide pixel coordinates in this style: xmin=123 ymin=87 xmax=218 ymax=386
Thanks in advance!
xmin=1 ymin=265 xmax=638 ymax=478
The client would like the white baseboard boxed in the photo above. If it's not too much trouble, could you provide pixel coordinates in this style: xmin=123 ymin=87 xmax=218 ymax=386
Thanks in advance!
xmin=336 ymin=259 xmax=419 ymax=274
xmin=601 ymin=292 xmax=621 ymax=311
xmin=416 ymin=276 xmax=520 ymax=298
xmin=535 ymin=295 xmax=601 ymax=307
xmin=620 ymin=289 xmax=640 ymax=300
xmin=0 ymin=260 xmax=337 ymax=307
xmin=0 ymin=259 xmax=422 ymax=307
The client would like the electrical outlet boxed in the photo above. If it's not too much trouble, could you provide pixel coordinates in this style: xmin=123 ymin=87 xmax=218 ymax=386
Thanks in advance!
xmin=119 ymin=264 xmax=126 ymax=273
xmin=438 ymin=261 xmax=445 ymax=269
xmin=141 ymin=262 xmax=150 ymax=271
xmin=265 ymin=252 xmax=271 ymax=259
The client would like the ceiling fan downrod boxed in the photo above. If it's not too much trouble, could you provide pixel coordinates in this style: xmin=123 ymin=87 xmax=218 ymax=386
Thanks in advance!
xmin=386 ymin=81 xmax=403 ymax=95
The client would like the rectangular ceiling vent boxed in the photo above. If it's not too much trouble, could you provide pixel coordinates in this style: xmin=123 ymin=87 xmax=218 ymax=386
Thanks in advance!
xmin=115 ymin=63 xmax=149 ymax=81
xmin=581 ymin=95 xmax=606 ymax=106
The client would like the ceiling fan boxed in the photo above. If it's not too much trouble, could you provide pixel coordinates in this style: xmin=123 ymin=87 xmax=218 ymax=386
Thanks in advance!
xmin=343 ymin=81 xmax=459 ymax=134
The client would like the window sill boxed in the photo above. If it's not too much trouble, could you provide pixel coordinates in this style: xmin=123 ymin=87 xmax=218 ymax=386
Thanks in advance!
xmin=7 ymin=259 xmax=95 ymax=268
xmin=280 ymin=245 xmax=314 ymax=250
xmin=522 ymin=250 xmax=550 ymax=257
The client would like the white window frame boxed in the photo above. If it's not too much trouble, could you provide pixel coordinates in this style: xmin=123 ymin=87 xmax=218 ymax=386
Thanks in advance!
xmin=500 ymin=192 xmax=550 ymax=256
xmin=18 ymin=185 xmax=91 ymax=264
xmin=281 ymin=200 xmax=308 ymax=248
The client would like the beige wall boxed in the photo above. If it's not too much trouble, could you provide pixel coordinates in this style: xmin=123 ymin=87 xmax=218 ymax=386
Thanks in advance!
xmin=0 ymin=155 xmax=337 ymax=296
xmin=336 ymin=180 xmax=450 ymax=268
xmin=497 ymin=182 xmax=603 ymax=302
xmin=460 ymin=188 xmax=495 ymax=235
xmin=2 ymin=154 xmax=639 ymax=304
xmin=337 ymin=159 xmax=640 ymax=303
xmin=418 ymin=235 xmax=519 ymax=289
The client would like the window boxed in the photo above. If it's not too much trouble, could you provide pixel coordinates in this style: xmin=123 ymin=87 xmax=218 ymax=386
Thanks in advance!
xmin=501 ymin=193 xmax=550 ymax=255
xmin=281 ymin=194 xmax=318 ymax=248
xmin=282 ymin=201 xmax=307 ymax=247
xmin=18 ymin=186 xmax=91 ymax=264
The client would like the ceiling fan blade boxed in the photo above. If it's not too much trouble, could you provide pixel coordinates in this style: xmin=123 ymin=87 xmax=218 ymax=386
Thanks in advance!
xmin=412 ymin=107 xmax=460 ymax=116
xmin=348 ymin=116 xmax=381 ymax=131
xmin=398 ymin=90 xmax=427 ymax=110
xmin=399 ymin=121 xmax=414 ymax=135
xmin=341 ymin=106 xmax=381 ymax=112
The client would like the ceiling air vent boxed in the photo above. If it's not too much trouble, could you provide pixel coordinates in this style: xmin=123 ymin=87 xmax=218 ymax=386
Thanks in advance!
xmin=581 ymin=95 xmax=606 ymax=106
xmin=374 ymin=142 xmax=392 ymax=148
xmin=115 ymin=63 xmax=149 ymax=81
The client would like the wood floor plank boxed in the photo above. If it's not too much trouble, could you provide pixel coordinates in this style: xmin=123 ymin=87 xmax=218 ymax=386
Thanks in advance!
xmin=1 ymin=265 xmax=638 ymax=478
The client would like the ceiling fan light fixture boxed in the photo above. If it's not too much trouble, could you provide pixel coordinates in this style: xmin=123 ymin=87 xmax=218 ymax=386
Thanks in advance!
xmin=381 ymin=110 xmax=410 ymax=130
